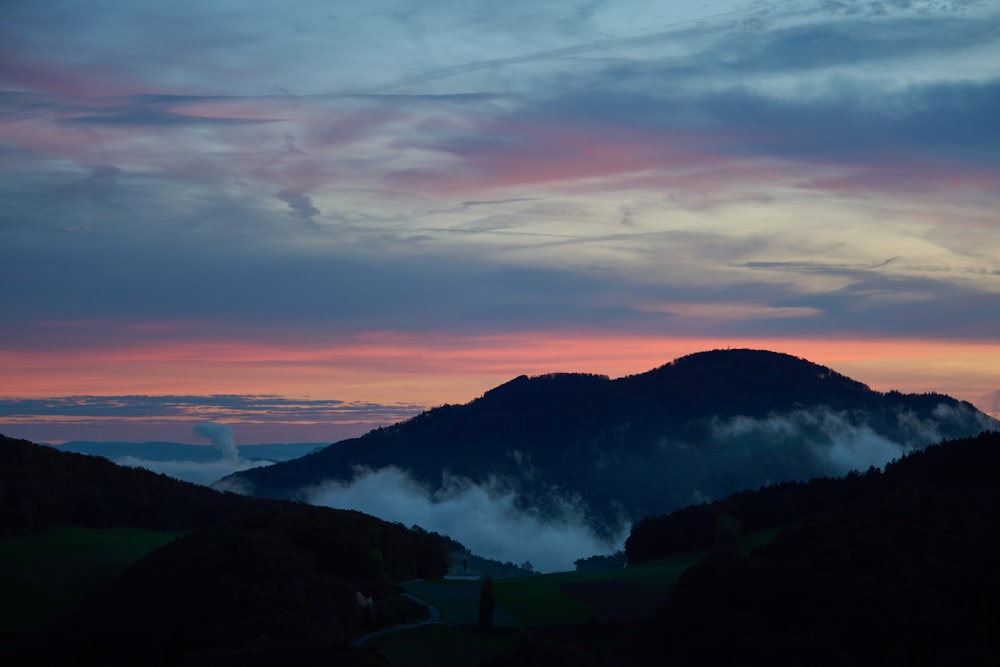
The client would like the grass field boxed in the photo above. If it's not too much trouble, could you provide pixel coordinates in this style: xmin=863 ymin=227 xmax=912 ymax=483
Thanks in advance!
xmin=369 ymin=623 xmax=521 ymax=667
xmin=1 ymin=522 xmax=781 ymax=662
xmin=368 ymin=527 xmax=783 ymax=666
xmin=369 ymin=557 xmax=694 ymax=667
xmin=0 ymin=525 xmax=183 ymax=635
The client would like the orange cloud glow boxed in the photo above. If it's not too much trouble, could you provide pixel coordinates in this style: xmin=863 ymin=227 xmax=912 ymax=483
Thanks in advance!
xmin=4 ymin=333 xmax=997 ymax=419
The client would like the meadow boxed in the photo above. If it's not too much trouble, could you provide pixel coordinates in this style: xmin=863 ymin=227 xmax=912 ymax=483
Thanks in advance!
xmin=0 ymin=514 xmax=777 ymax=667
xmin=0 ymin=525 xmax=183 ymax=636
xmin=368 ymin=527 xmax=781 ymax=666
xmin=368 ymin=557 xmax=692 ymax=667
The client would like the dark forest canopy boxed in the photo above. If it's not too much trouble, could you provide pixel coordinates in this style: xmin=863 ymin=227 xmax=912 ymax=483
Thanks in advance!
xmin=0 ymin=433 xmax=271 ymax=535
xmin=653 ymin=430 xmax=1000 ymax=666
xmin=483 ymin=431 xmax=1000 ymax=666
xmin=1 ymin=434 xmax=447 ymax=665
xmin=4 ymin=427 xmax=999 ymax=664
xmin=51 ymin=505 xmax=447 ymax=665
xmin=627 ymin=429 xmax=1000 ymax=562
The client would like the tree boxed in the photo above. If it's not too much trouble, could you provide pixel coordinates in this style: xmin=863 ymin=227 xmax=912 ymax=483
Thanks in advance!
xmin=714 ymin=514 xmax=742 ymax=553
xmin=478 ymin=577 xmax=495 ymax=630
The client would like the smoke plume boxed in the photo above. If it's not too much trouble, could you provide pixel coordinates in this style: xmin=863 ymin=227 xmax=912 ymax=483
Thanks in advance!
xmin=114 ymin=455 xmax=269 ymax=486
xmin=193 ymin=422 xmax=239 ymax=463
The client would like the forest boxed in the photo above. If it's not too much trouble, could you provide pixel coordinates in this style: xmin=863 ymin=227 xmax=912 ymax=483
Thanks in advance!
xmin=651 ymin=430 xmax=1000 ymax=665
xmin=4 ymin=427 xmax=1000 ymax=664
xmin=0 ymin=435 xmax=447 ymax=665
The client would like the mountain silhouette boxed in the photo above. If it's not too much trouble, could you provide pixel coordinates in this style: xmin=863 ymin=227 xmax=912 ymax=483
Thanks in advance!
xmin=218 ymin=349 xmax=996 ymax=533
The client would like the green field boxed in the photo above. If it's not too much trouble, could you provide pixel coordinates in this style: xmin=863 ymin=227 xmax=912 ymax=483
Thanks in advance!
xmin=368 ymin=557 xmax=695 ymax=667
xmin=367 ymin=527 xmax=782 ymax=666
xmin=1 ymin=522 xmax=781 ymax=663
xmin=0 ymin=525 xmax=184 ymax=635
xmin=405 ymin=550 xmax=707 ymax=630
xmin=369 ymin=623 xmax=522 ymax=667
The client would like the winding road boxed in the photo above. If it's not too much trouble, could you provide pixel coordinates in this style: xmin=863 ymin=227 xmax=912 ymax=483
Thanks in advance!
xmin=351 ymin=593 xmax=443 ymax=646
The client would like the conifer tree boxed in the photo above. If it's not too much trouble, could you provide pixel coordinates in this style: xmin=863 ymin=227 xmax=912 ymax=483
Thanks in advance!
xmin=478 ymin=576 xmax=495 ymax=630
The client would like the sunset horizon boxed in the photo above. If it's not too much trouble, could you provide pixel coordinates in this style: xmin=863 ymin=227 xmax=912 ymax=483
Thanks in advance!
xmin=3 ymin=0 xmax=998 ymax=445
xmin=3 ymin=337 xmax=997 ymax=445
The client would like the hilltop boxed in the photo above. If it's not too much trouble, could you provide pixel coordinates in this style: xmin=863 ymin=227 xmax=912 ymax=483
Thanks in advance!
xmin=219 ymin=349 xmax=996 ymax=535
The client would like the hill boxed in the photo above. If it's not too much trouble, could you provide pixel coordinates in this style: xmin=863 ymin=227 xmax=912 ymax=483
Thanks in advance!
xmin=470 ymin=431 xmax=1000 ymax=666
xmin=0 ymin=434 xmax=280 ymax=535
xmin=1 ymin=435 xmax=448 ymax=664
xmin=653 ymin=430 xmax=1000 ymax=665
xmin=219 ymin=349 xmax=996 ymax=536
xmin=48 ymin=506 xmax=446 ymax=666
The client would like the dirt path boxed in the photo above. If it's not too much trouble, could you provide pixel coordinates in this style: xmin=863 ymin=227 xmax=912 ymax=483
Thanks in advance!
xmin=351 ymin=593 xmax=442 ymax=645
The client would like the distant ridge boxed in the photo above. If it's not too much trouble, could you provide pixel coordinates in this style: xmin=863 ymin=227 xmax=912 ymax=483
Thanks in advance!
xmin=52 ymin=441 xmax=325 ymax=462
xmin=220 ymin=349 xmax=997 ymax=534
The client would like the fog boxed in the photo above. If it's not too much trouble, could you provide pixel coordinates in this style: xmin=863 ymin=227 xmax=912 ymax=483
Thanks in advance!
xmin=304 ymin=466 xmax=629 ymax=573
xmin=111 ymin=422 xmax=268 ymax=485
xmin=113 ymin=455 xmax=271 ymax=486
xmin=708 ymin=405 xmax=966 ymax=476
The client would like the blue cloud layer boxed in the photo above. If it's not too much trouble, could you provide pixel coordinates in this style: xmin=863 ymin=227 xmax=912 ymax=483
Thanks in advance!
xmin=1 ymin=0 xmax=997 ymax=430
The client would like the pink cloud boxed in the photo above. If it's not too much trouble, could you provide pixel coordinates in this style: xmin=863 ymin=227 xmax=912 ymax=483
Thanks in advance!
xmin=0 ymin=116 xmax=107 ymax=162
xmin=4 ymin=324 xmax=998 ymax=417
xmin=392 ymin=121 xmax=699 ymax=191
xmin=0 ymin=50 xmax=146 ymax=98
xmin=382 ymin=115 xmax=828 ymax=200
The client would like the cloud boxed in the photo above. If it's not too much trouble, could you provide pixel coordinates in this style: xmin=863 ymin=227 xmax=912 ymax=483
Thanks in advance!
xmin=0 ymin=395 xmax=423 ymax=424
xmin=303 ymin=466 xmax=629 ymax=573
xmin=818 ymin=424 xmax=910 ymax=474
xmin=276 ymin=189 xmax=321 ymax=219
xmin=1 ymin=0 xmax=998 ymax=439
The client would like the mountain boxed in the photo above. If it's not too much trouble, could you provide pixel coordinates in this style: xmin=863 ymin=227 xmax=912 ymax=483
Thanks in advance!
xmin=218 ymin=349 xmax=997 ymax=534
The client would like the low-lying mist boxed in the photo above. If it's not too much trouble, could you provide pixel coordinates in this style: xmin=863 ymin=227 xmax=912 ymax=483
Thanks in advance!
xmin=303 ymin=466 xmax=630 ymax=573
xmin=114 ymin=455 xmax=271 ymax=486
xmin=109 ymin=422 xmax=270 ymax=485
xmin=709 ymin=403 xmax=990 ymax=477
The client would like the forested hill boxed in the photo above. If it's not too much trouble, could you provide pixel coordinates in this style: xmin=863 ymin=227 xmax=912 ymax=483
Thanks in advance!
xmin=627 ymin=429 xmax=1000 ymax=562
xmin=2 ymin=434 xmax=449 ymax=664
xmin=49 ymin=505 xmax=448 ymax=666
xmin=653 ymin=430 xmax=1000 ymax=665
xmin=220 ymin=349 xmax=996 ymax=534
xmin=0 ymin=434 xmax=278 ymax=535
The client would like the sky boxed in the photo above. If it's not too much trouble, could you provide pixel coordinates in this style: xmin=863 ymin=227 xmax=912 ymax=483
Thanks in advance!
xmin=2 ymin=0 xmax=999 ymax=445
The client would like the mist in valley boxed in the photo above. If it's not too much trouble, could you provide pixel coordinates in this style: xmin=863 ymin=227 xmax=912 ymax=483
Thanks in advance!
xmin=112 ymin=399 xmax=996 ymax=573
xmin=304 ymin=466 xmax=629 ymax=573
xmin=101 ymin=423 xmax=278 ymax=486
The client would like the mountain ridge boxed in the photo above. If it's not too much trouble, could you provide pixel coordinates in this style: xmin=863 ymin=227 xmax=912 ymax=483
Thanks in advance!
xmin=219 ymin=349 xmax=996 ymax=534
